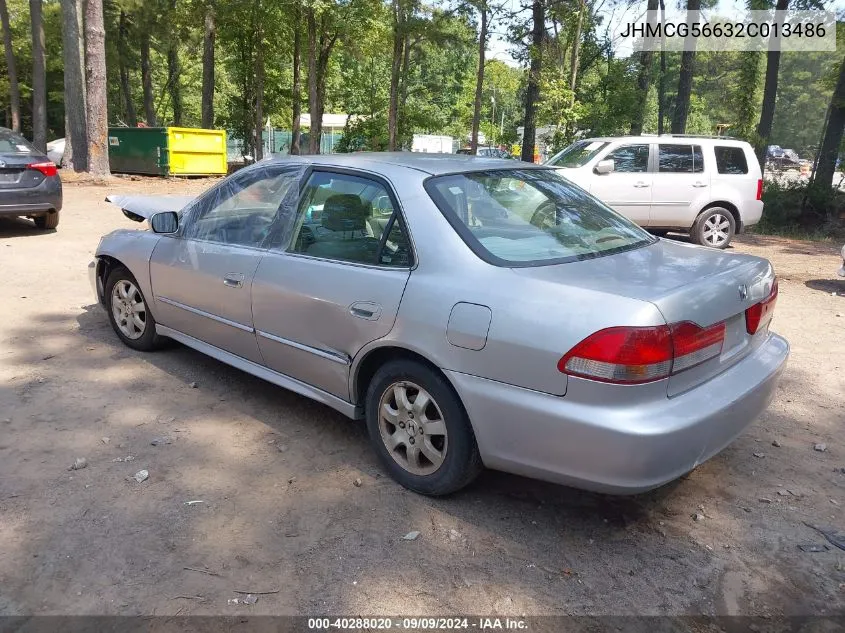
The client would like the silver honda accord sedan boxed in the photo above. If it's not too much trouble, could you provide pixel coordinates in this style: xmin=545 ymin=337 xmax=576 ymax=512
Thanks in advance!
xmin=90 ymin=153 xmax=789 ymax=496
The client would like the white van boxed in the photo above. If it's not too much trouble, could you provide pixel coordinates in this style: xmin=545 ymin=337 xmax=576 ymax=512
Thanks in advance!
xmin=546 ymin=135 xmax=764 ymax=248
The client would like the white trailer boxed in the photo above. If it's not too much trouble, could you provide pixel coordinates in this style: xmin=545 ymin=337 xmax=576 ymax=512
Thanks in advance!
xmin=411 ymin=134 xmax=454 ymax=154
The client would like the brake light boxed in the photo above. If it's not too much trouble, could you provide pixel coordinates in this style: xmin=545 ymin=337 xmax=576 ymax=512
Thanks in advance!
xmin=27 ymin=161 xmax=57 ymax=177
xmin=756 ymin=179 xmax=763 ymax=200
xmin=745 ymin=278 xmax=778 ymax=334
xmin=559 ymin=320 xmax=726 ymax=385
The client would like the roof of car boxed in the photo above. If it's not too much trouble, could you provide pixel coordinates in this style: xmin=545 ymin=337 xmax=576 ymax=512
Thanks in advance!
xmin=577 ymin=135 xmax=749 ymax=145
xmin=262 ymin=152 xmax=543 ymax=176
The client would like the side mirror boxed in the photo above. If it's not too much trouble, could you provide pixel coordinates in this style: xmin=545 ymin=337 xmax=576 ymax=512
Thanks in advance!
xmin=594 ymin=159 xmax=615 ymax=175
xmin=150 ymin=211 xmax=179 ymax=234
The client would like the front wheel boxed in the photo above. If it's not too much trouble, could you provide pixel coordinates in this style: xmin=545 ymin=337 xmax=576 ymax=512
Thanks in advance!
xmin=104 ymin=267 xmax=166 ymax=351
xmin=692 ymin=207 xmax=735 ymax=249
xmin=365 ymin=359 xmax=483 ymax=496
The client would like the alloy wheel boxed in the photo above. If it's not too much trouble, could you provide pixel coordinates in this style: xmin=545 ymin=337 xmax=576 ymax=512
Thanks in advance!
xmin=111 ymin=280 xmax=147 ymax=340
xmin=378 ymin=381 xmax=448 ymax=476
xmin=702 ymin=213 xmax=731 ymax=247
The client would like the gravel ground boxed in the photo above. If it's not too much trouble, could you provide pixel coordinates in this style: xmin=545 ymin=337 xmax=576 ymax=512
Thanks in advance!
xmin=0 ymin=175 xmax=843 ymax=617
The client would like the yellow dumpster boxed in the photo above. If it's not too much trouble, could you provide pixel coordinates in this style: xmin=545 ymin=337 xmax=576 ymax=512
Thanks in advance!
xmin=166 ymin=127 xmax=227 ymax=176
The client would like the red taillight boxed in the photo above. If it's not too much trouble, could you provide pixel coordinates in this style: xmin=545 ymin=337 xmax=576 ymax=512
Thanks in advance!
xmin=745 ymin=278 xmax=778 ymax=334
xmin=756 ymin=178 xmax=763 ymax=200
xmin=27 ymin=161 xmax=57 ymax=177
xmin=559 ymin=320 xmax=726 ymax=385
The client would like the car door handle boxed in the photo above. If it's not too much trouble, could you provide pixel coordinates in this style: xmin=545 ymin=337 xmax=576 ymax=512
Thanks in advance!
xmin=633 ymin=181 xmax=650 ymax=188
xmin=692 ymin=182 xmax=708 ymax=188
xmin=223 ymin=273 xmax=245 ymax=288
xmin=349 ymin=301 xmax=382 ymax=321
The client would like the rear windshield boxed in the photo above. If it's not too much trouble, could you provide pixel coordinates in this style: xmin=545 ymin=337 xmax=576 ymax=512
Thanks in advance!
xmin=0 ymin=129 xmax=36 ymax=154
xmin=546 ymin=140 xmax=609 ymax=168
xmin=425 ymin=168 xmax=655 ymax=267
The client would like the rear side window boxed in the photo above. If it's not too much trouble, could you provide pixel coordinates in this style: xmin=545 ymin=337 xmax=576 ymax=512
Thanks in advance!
xmin=604 ymin=144 xmax=649 ymax=173
xmin=658 ymin=144 xmax=704 ymax=173
xmin=714 ymin=146 xmax=749 ymax=174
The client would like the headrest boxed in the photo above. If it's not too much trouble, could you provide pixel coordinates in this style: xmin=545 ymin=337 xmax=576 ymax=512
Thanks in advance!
xmin=322 ymin=194 xmax=368 ymax=232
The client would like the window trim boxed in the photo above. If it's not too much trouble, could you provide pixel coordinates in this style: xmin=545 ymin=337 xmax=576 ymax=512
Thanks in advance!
xmin=283 ymin=166 xmax=417 ymax=269
xmin=423 ymin=167 xmax=656 ymax=269
xmin=177 ymin=163 xmax=306 ymax=250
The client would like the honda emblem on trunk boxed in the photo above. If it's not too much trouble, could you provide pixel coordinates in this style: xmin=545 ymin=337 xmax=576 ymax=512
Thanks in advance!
xmin=738 ymin=284 xmax=748 ymax=301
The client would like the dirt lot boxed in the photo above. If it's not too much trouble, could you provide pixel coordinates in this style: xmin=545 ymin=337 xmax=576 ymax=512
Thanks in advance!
xmin=0 ymin=175 xmax=843 ymax=618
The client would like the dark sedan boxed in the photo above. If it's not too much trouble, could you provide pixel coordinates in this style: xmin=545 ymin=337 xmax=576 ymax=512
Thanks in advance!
xmin=0 ymin=128 xmax=62 ymax=230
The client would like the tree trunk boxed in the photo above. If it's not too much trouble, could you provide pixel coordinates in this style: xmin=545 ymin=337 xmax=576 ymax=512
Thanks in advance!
xmin=0 ymin=0 xmax=21 ymax=132
xmin=470 ymin=0 xmax=488 ymax=153
xmin=568 ymin=0 xmax=584 ymax=96
xmin=61 ymin=0 xmax=86 ymax=169
xmin=201 ymin=4 xmax=215 ymax=129
xmin=807 ymin=56 xmax=845 ymax=211
xmin=314 ymin=27 xmax=336 ymax=155
xmin=307 ymin=8 xmax=319 ymax=153
xmin=117 ymin=10 xmax=137 ymax=127
xmin=671 ymin=0 xmax=700 ymax=134
xmin=755 ymin=0 xmax=789 ymax=167
xmin=388 ymin=0 xmax=403 ymax=151
xmin=167 ymin=50 xmax=182 ymax=126
xmin=253 ymin=1 xmax=264 ymax=161
xmin=30 ymin=0 xmax=47 ymax=151
xmin=84 ymin=0 xmax=110 ymax=176
xmin=630 ymin=0 xmax=659 ymax=135
xmin=520 ymin=0 xmax=543 ymax=163
xmin=290 ymin=4 xmax=301 ymax=155
xmin=140 ymin=33 xmax=157 ymax=126
xmin=657 ymin=0 xmax=666 ymax=135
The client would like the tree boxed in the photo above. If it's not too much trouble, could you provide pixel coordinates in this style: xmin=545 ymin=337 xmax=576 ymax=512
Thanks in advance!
xmin=253 ymin=0 xmax=264 ymax=160
xmin=1 ymin=0 xmax=21 ymax=132
xmin=30 ymin=0 xmax=47 ymax=150
xmin=520 ymin=0 xmax=544 ymax=162
xmin=140 ymin=31 xmax=156 ymax=125
xmin=85 ymin=0 xmax=110 ymax=175
xmin=630 ymin=0 xmax=659 ymax=135
xmin=61 ymin=0 xmax=87 ymax=169
xmin=117 ymin=10 xmax=137 ymax=126
xmin=201 ymin=2 xmax=215 ymax=128
xmin=166 ymin=0 xmax=183 ymax=126
xmin=387 ymin=0 xmax=405 ymax=151
xmin=290 ymin=3 xmax=302 ymax=154
xmin=306 ymin=4 xmax=339 ymax=154
xmin=671 ymin=0 xmax=700 ymax=134
xmin=755 ymin=0 xmax=789 ymax=166
xmin=806 ymin=55 xmax=845 ymax=215
xmin=469 ymin=0 xmax=488 ymax=152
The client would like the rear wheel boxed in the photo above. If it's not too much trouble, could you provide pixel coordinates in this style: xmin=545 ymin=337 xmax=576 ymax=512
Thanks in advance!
xmin=365 ymin=359 xmax=483 ymax=496
xmin=692 ymin=207 xmax=735 ymax=249
xmin=34 ymin=211 xmax=59 ymax=230
xmin=104 ymin=267 xmax=165 ymax=351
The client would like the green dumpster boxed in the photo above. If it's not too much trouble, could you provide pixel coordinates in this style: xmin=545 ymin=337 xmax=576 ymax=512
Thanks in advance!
xmin=107 ymin=127 xmax=228 ymax=176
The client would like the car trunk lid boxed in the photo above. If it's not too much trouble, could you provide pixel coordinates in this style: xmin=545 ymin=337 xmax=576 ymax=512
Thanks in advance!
xmin=512 ymin=239 xmax=777 ymax=394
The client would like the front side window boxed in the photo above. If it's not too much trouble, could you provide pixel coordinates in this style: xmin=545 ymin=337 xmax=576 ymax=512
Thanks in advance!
xmin=425 ymin=169 xmax=654 ymax=266
xmin=289 ymin=171 xmax=412 ymax=267
xmin=658 ymin=144 xmax=704 ymax=173
xmin=604 ymin=144 xmax=649 ymax=173
xmin=714 ymin=146 xmax=749 ymax=174
xmin=183 ymin=166 xmax=300 ymax=248
xmin=546 ymin=140 xmax=610 ymax=168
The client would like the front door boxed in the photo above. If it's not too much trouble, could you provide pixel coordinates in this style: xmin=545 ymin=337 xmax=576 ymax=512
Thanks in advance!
xmin=149 ymin=165 xmax=303 ymax=363
xmin=588 ymin=143 xmax=652 ymax=226
xmin=649 ymin=143 xmax=710 ymax=228
xmin=252 ymin=170 xmax=413 ymax=400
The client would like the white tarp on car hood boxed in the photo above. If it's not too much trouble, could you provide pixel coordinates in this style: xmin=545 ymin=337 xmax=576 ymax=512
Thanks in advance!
xmin=105 ymin=194 xmax=196 ymax=222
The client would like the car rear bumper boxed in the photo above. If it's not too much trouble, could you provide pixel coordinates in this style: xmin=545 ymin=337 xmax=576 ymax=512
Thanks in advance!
xmin=741 ymin=200 xmax=764 ymax=228
xmin=0 ymin=176 xmax=62 ymax=216
xmin=447 ymin=331 xmax=789 ymax=495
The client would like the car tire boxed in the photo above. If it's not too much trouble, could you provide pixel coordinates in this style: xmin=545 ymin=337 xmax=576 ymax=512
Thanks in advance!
xmin=104 ymin=266 xmax=165 ymax=352
xmin=365 ymin=359 xmax=483 ymax=496
xmin=34 ymin=211 xmax=59 ymax=230
xmin=692 ymin=207 xmax=735 ymax=249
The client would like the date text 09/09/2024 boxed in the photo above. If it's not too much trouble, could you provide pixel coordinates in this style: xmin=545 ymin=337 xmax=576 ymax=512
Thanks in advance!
xmin=308 ymin=617 xmax=529 ymax=630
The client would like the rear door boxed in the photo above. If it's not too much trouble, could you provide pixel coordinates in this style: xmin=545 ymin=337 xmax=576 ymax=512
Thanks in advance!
xmin=251 ymin=169 xmax=413 ymax=400
xmin=649 ymin=143 xmax=710 ymax=228
xmin=149 ymin=165 xmax=302 ymax=363
xmin=587 ymin=143 xmax=652 ymax=226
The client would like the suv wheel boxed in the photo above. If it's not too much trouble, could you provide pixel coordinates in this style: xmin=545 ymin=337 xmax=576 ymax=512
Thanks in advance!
xmin=692 ymin=207 xmax=735 ymax=249
xmin=365 ymin=359 xmax=483 ymax=496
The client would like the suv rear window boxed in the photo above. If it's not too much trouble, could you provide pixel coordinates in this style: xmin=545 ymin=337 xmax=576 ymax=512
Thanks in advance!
xmin=0 ymin=129 xmax=36 ymax=154
xmin=714 ymin=146 xmax=749 ymax=174
xmin=658 ymin=144 xmax=704 ymax=173
xmin=425 ymin=169 xmax=654 ymax=267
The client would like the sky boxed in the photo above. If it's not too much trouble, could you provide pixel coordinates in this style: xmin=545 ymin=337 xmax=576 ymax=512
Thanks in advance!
xmin=485 ymin=0 xmax=844 ymax=65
